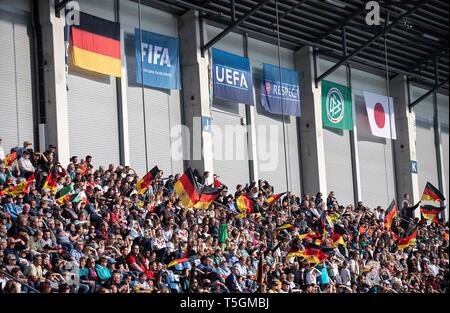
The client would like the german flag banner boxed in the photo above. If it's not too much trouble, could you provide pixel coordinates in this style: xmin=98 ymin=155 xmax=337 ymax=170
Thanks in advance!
xmin=71 ymin=12 xmax=121 ymax=77
xmin=174 ymin=168 xmax=201 ymax=208
xmin=236 ymin=193 xmax=256 ymax=216
xmin=136 ymin=166 xmax=161 ymax=195
xmin=384 ymin=200 xmax=397 ymax=231
xmin=194 ymin=185 xmax=222 ymax=209
xmin=421 ymin=182 xmax=445 ymax=203
xmin=266 ymin=192 xmax=286 ymax=207
xmin=397 ymin=224 xmax=418 ymax=251
xmin=421 ymin=205 xmax=446 ymax=224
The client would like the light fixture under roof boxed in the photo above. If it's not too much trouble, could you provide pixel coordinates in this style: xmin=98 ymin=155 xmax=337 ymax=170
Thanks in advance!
xmin=325 ymin=0 xmax=347 ymax=9
xmin=422 ymin=33 xmax=440 ymax=42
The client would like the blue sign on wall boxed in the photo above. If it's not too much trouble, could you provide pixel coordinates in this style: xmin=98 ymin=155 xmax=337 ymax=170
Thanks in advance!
xmin=261 ymin=63 xmax=301 ymax=116
xmin=202 ymin=116 xmax=212 ymax=133
xmin=411 ymin=160 xmax=418 ymax=174
xmin=135 ymin=29 xmax=181 ymax=90
xmin=212 ymin=48 xmax=253 ymax=105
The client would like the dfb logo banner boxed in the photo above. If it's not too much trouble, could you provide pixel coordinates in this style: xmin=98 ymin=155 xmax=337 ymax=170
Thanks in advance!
xmin=212 ymin=48 xmax=253 ymax=105
xmin=322 ymin=80 xmax=353 ymax=130
xmin=261 ymin=64 xmax=301 ymax=116
xmin=135 ymin=29 xmax=181 ymax=90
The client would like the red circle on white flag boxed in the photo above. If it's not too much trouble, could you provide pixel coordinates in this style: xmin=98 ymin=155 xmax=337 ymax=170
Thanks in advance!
xmin=374 ymin=103 xmax=385 ymax=128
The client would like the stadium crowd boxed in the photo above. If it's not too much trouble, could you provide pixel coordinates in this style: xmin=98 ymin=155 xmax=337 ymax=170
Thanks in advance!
xmin=0 ymin=139 xmax=448 ymax=294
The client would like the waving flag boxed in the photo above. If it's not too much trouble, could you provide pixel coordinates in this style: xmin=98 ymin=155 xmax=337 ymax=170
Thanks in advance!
xmin=384 ymin=200 xmax=397 ymax=231
xmin=275 ymin=223 xmax=295 ymax=231
xmin=332 ymin=224 xmax=347 ymax=247
xmin=136 ymin=166 xmax=161 ymax=195
xmin=194 ymin=185 xmax=222 ymax=209
xmin=363 ymin=91 xmax=396 ymax=139
xmin=174 ymin=168 xmax=201 ymax=208
xmin=420 ymin=182 xmax=446 ymax=223
xmin=397 ymin=224 xmax=417 ymax=251
xmin=4 ymin=152 xmax=17 ymax=167
xmin=266 ymin=192 xmax=286 ymax=207
xmin=236 ymin=193 xmax=256 ymax=216
xmin=298 ymin=243 xmax=334 ymax=265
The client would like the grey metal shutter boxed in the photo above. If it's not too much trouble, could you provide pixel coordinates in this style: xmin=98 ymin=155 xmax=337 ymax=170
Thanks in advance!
xmin=211 ymin=107 xmax=250 ymax=189
xmin=0 ymin=8 xmax=34 ymax=150
xmin=248 ymin=37 xmax=301 ymax=195
xmin=352 ymin=69 xmax=395 ymax=208
xmin=120 ymin=1 xmax=183 ymax=177
xmin=438 ymin=94 xmax=449 ymax=207
xmin=320 ymin=59 xmax=354 ymax=205
xmin=413 ymin=87 xmax=439 ymax=190
xmin=66 ymin=1 xmax=120 ymax=167
xmin=207 ymin=26 xmax=250 ymax=189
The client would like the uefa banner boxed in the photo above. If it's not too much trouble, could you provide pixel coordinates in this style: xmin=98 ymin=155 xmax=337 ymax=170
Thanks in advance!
xmin=321 ymin=80 xmax=353 ymax=130
xmin=212 ymin=48 xmax=253 ymax=105
xmin=261 ymin=64 xmax=301 ymax=116
xmin=135 ymin=29 xmax=181 ymax=90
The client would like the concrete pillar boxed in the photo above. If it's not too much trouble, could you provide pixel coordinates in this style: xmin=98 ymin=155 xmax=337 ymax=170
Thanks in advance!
xmin=179 ymin=10 xmax=213 ymax=174
xmin=38 ymin=0 xmax=70 ymax=166
xmin=294 ymin=46 xmax=327 ymax=196
xmin=390 ymin=75 xmax=420 ymax=207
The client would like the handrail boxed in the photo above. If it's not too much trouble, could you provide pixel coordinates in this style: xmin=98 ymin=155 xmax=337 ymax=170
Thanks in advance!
xmin=0 ymin=268 xmax=41 ymax=293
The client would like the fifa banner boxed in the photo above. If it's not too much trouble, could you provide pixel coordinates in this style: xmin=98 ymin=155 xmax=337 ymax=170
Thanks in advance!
xmin=135 ymin=29 xmax=181 ymax=90
xmin=212 ymin=48 xmax=253 ymax=105
xmin=261 ymin=63 xmax=300 ymax=116
xmin=322 ymin=80 xmax=353 ymax=130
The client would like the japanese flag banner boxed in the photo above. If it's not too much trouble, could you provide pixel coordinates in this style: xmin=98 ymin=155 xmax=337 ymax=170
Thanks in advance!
xmin=363 ymin=91 xmax=397 ymax=139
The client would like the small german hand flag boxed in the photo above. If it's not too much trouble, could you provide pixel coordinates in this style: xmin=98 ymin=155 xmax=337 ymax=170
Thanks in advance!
xmin=236 ymin=193 xmax=256 ymax=216
xmin=332 ymin=224 xmax=347 ymax=247
xmin=136 ymin=166 xmax=161 ymax=195
xmin=384 ymin=200 xmax=397 ymax=231
xmin=275 ymin=223 xmax=295 ymax=231
xmin=174 ymin=168 xmax=201 ymax=208
xmin=266 ymin=192 xmax=286 ymax=207
xmin=71 ymin=12 xmax=122 ymax=77
xmin=397 ymin=224 xmax=418 ymax=251
xmin=167 ymin=254 xmax=197 ymax=268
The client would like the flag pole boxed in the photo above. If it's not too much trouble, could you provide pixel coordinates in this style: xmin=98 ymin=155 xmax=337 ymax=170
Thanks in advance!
xmin=383 ymin=13 xmax=399 ymax=207
xmin=275 ymin=0 xmax=291 ymax=218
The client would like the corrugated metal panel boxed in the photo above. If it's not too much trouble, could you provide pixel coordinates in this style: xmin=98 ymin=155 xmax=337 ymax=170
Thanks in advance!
xmin=438 ymin=94 xmax=448 ymax=205
xmin=67 ymin=0 xmax=120 ymax=167
xmin=320 ymin=59 xmax=354 ymax=206
xmin=413 ymin=87 xmax=439 ymax=192
xmin=120 ymin=0 xmax=183 ymax=177
xmin=0 ymin=8 xmax=34 ymax=151
xmin=247 ymin=37 xmax=301 ymax=195
xmin=353 ymin=69 xmax=395 ymax=208
xmin=208 ymin=25 xmax=250 ymax=189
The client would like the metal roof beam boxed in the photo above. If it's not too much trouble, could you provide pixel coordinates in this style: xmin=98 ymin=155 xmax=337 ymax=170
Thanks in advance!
xmin=315 ymin=0 xmax=431 ymax=85
xmin=201 ymin=0 xmax=272 ymax=54
xmin=406 ymin=43 xmax=449 ymax=75
xmin=409 ymin=79 xmax=449 ymax=109
xmin=314 ymin=5 xmax=367 ymax=43
xmin=268 ymin=0 xmax=308 ymax=27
